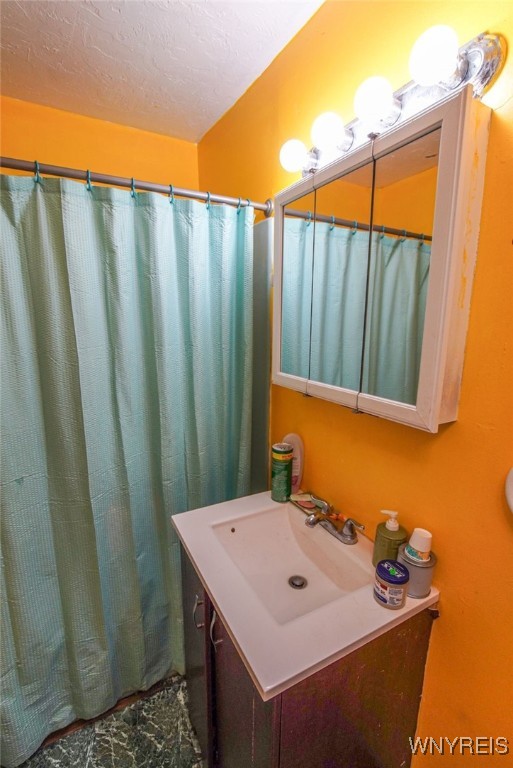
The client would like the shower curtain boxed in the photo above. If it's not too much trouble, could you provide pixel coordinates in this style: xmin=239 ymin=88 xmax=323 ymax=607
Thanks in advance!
xmin=282 ymin=219 xmax=430 ymax=400
xmin=362 ymin=232 xmax=430 ymax=405
xmin=0 ymin=175 xmax=254 ymax=767
xmin=309 ymin=222 xmax=370 ymax=390
xmin=281 ymin=219 xmax=370 ymax=387
xmin=280 ymin=216 xmax=315 ymax=379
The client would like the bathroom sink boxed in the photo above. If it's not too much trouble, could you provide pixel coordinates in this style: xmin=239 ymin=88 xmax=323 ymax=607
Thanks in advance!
xmin=172 ymin=491 xmax=439 ymax=700
xmin=212 ymin=504 xmax=373 ymax=623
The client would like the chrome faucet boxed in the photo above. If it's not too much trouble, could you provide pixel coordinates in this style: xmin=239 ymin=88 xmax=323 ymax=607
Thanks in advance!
xmin=304 ymin=494 xmax=365 ymax=545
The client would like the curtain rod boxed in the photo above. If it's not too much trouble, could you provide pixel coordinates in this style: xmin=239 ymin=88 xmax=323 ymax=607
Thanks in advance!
xmin=0 ymin=156 xmax=274 ymax=218
xmin=284 ymin=207 xmax=432 ymax=243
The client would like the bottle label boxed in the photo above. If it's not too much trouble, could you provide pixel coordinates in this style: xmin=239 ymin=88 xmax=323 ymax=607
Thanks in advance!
xmin=374 ymin=577 xmax=406 ymax=608
xmin=271 ymin=443 xmax=292 ymax=502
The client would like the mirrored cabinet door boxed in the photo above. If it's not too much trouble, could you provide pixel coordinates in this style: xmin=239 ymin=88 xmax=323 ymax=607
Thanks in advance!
xmin=310 ymin=163 xmax=373 ymax=392
xmin=360 ymin=129 xmax=440 ymax=406
xmin=280 ymin=190 xmax=316 ymax=383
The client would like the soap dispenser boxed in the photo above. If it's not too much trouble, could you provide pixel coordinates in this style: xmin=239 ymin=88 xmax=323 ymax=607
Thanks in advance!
xmin=372 ymin=510 xmax=408 ymax=567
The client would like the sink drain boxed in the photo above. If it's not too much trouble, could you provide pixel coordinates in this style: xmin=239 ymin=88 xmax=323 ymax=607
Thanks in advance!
xmin=288 ymin=574 xmax=308 ymax=590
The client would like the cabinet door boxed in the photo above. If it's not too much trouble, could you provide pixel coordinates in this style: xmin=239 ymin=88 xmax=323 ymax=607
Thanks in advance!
xmin=211 ymin=611 xmax=280 ymax=768
xmin=279 ymin=610 xmax=433 ymax=768
xmin=181 ymin=546 xmax=214 ymax=765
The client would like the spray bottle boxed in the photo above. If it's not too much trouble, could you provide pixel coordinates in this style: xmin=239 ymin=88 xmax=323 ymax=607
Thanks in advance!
xmin=372 ymin=510 xmax=408 ymax=567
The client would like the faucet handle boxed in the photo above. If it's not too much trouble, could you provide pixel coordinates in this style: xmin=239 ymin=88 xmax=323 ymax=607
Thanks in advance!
xmin=340 ymin=517 xmax=365 ymax=544
xmin=310 ymin=494 xmax=332 ymax=515
xmin=343 ymin=517 xmax=365 ymax=532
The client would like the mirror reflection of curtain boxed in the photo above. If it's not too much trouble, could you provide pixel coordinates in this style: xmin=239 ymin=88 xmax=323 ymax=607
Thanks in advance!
xmin=281 ymin=217 xmax=314 ymax=378
xmin=0 ymin=175 xmax=254 ymax=768
xmin=362 ymin=234 xmax=431 ymax=405
xmin=310 ymin=224 xmax=369 ymax=389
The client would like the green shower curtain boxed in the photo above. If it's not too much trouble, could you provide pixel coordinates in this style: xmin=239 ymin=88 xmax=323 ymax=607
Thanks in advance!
xmin=280 ymin=216 xmax=315 ymax=379
xmin=281 ymin=219 xmax=370 ymax=389
xmin=309 ymin=222 xmax=370 ymax=390
xmin=281 ymin=219 xmax=430 ymax=400
xmin=362 ymin=233 xmax=431 ymax=404
xmin=0 ymin=175 xmax=254 ymax=767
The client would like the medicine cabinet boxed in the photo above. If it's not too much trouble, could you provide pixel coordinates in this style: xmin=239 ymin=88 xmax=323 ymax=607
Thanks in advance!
xmin=273 ymin=86 xmax=491 ymax=432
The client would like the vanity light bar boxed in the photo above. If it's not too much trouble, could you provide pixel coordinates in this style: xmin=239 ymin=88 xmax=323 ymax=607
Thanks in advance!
xmin=280 ymin=30 xmax=506 ymax=176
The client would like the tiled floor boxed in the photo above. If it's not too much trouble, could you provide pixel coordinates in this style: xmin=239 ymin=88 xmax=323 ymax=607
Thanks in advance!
xmin=19 ymin=676 xmax=204 ymax=768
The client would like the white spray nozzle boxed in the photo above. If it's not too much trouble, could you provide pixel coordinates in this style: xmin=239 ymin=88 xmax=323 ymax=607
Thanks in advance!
xmin=381 ymin=509 xmax=399 ymax=531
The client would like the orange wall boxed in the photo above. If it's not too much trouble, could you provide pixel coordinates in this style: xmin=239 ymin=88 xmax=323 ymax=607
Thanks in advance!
xmin=375 ymin=166 xmax=438 ymax=234
xmin=0 ymin=96 xmax=199 ymax=188
xmin=199 ymin=2 xmax=513 ymax=764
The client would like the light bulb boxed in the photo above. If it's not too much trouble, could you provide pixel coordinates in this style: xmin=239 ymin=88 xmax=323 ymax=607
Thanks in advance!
xmin=311 ymin=112 xmax=346 ymax=151
xmin=279 ymin=139 xmax=308 ymax=172
xmin=409 ymin=25 xmax=459 ymax=86
xmin=353 ymin=77 xmax=398 ymax=126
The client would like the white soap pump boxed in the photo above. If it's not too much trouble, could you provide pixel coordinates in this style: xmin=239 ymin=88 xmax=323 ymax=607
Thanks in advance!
xmin=372 ymin=510 xmax=408 ymax=567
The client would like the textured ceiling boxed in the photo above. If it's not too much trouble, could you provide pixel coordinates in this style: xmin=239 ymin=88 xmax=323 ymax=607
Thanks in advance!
xmin=1 ymin=0 xmax=324 ymax=142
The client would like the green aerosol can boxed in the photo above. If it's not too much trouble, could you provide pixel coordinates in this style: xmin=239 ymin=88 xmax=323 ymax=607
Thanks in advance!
xmin=271 ymin=442 xmax=293 ymax=502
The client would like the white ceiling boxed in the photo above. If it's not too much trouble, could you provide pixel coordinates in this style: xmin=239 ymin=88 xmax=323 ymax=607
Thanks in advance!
xmin=1 ymin=0 xmax=324 ymax=142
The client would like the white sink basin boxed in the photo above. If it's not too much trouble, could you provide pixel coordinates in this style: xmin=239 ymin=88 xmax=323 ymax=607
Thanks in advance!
xmin=173 ymin=491 xmax=439 ymax=700
xmin=212 ymin=504 xmax=373 ymax=623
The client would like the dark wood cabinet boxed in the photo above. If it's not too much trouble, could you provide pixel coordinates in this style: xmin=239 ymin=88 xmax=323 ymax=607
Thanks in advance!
xmin=277 ymin=610 xmax=433 ymax=768
xmin=211 ymin=611 xmax=280 ymax=768
xmin=181 ymin=546 xmax=434 ymax=768
xmin=181 ymin=547 xmax=214 ymax=762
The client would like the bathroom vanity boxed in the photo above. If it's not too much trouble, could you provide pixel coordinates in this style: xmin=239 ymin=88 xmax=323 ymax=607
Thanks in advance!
xmin=173 ymin=493 xmax=439 ymax=768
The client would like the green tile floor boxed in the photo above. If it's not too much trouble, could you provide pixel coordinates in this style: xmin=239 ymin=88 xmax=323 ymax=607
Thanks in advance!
xmin=19 ymin=676 xmax=203 ymax=768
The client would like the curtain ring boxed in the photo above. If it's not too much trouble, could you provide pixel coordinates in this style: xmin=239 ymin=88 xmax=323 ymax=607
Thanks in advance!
xmin=379 ymin=225 xmax=385 ymax=239
xmin=329 ymin=215 xmax=335 ymax=231
xmin=33 ymin=160 xmax=41 ymax=185
xmin=206 ymin=191 xmax=211 ymax=210
xmin=237 ymin=197 xmax=242 ymax=214
xmin=86 ymin=170 xmax=93 ymax=192
xmin=400 ymin=229 xmax=407 ymax=242
xmin=169 ymin=184 xmax=175 ymax=205
xmin=130 ymin=178 xmax=136 ymax=199
xmin=351 ymin=220 xmax=358 ymax=235
xmin=306 ymin=210 xmax=312 ymax=227
xmin=246 ymin=198 xmax=251 ymax=209
xmin=420 ymin=233 xmax=425 ymax=244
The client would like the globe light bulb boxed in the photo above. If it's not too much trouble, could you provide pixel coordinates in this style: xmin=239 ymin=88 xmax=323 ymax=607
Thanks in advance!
xmin=311 ymin=112 xmax=346 ymax=151
xmin=279 ymin=139 xmax=308 ymax=172
xmin=353 ymin=77 xmax=396 ymax=125
xmin=409 ymin=25 xmax=459 ymax=86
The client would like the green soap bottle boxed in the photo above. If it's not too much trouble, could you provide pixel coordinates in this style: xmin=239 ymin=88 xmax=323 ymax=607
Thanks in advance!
xmin=372 ymin=510 xmax=408 ymax=567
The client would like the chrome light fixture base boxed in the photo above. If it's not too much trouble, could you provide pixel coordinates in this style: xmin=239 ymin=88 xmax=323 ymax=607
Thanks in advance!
xmin=464 ymin=33 xmax=507 ymax=98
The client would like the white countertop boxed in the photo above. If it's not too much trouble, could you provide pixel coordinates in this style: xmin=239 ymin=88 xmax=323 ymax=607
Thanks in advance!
xmin=173 ymin=491 xmax=439 ymax=701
